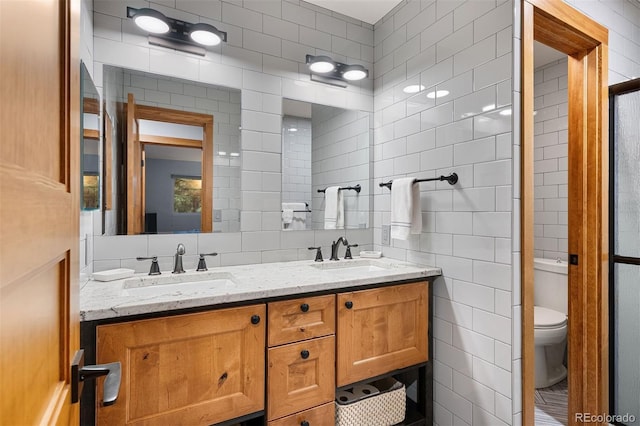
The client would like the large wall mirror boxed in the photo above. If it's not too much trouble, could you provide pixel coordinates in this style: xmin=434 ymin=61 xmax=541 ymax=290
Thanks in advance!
xmin=102 ymin=66 xmax=241 ymax=235
xmin=281 ymin=99 xmax=371 ymax=231
xmin=81 ymin=61 xmax=101 ymax=210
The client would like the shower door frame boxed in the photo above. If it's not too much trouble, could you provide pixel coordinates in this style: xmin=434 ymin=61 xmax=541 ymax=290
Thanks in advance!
xmin=608 ymin=78 xmax=640 ymax=425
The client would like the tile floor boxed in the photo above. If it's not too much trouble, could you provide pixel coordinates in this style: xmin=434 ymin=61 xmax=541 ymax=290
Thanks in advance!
xmin=534 ymin=379 xmax=568 ymax=425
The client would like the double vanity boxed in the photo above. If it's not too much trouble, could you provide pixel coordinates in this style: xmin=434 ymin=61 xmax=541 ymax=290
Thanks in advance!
xmin=80 ymin=257 xmax=441 ymax=425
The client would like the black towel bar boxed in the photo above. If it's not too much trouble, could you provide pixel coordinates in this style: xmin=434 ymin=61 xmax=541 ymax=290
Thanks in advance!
xmin=379 ymin=173 xmax=458 ymax=189
xmin=318 ymin=184 xmax=361 ymax=194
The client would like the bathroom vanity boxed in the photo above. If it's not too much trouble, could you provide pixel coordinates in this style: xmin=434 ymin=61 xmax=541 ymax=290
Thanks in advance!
xmin=80 ymin=259 xmax=440 ymax=425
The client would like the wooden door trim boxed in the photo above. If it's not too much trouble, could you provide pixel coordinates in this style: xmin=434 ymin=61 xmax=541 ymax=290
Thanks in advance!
xmin=127 ymin=103 xmax=213 ymax=233
xmin=521 ymin=1 xmax=608 ymax=424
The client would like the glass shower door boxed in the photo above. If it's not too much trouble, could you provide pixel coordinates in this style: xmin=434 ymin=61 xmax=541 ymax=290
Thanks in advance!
xmin=609 ymin=79 xmax=640 ymax=426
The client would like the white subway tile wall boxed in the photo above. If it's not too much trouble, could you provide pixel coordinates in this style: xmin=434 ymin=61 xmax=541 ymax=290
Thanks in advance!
xmin=533 ymin=58 xmax=568 ymax=261
xmin=373 ymin=0 xmax=515 ymax=424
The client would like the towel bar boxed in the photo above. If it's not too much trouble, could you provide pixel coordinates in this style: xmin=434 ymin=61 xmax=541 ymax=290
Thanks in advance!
xmin=379 ymin=173 xmax=458 ymax=189
xmin=318 ymin=184 xmax=361 ymax=194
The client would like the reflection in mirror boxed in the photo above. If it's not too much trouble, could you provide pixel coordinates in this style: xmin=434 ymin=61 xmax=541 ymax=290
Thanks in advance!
xmin=102 ymin=66 xmax=241 ymax=235
xmin=281 ymin=99 xmax=371 ymax=231
xmin=81 ymin=61 xmax=101 ymax=210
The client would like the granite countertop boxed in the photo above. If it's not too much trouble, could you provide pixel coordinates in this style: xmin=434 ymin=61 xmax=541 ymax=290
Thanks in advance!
xmin=80 ymin=257 xmax=441 ymax=321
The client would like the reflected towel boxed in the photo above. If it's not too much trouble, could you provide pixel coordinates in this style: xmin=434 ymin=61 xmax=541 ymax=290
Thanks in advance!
xmin=282 ymin=209 xmax=294 ymax=224
xmin=324 ymin=186 xmax=344 ymax=229
xmin=282 ymin=203 xmax=307 ymax=230
xmin=390 ymin=177 xmax=422 ymax=240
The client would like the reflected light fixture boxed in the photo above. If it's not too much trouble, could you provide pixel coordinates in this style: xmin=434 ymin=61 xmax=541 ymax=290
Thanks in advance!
xmin=426 ymin=90 xmax=449 ymax=99
xmin=127 ymin=7 xmax=227 ymax=56
xmin=403 ymin=84 xmax=425 ymax=94
xmin=306 ymin=54 xmax=368 ymax=87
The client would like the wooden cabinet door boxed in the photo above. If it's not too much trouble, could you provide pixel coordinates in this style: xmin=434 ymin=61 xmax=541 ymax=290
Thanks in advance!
xmin=267 ymin=402 xmax=335 ymax=426
xmin=96 ymin=305 xmax=265 ymax=425
xmin=268 ymin=295 xmax=335 ymax=346
xmin=268 ymin=336 xmax=335 ymax=421
xmin=336 ymin=282 xmax=428 ymax=387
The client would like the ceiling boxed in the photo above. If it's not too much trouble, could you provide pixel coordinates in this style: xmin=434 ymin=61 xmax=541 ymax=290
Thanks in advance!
xmin=303 ymin=0 xmax=403 ymax=25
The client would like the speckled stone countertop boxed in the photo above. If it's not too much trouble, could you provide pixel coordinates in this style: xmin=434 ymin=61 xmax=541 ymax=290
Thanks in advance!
xmin=80 ymin=257 xmax=441 ymax=321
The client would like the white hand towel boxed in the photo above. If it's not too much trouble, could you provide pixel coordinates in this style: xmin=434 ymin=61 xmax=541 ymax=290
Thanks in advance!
xmin=282 ymin=209 xmax=294 ymax=225
xmin=324 ymin=186 xmax=344 ymax=229
xmin=283 ymin=202 xmax=308 ymax=230
xmin=390 ymin=177 xmax=422 ymax=240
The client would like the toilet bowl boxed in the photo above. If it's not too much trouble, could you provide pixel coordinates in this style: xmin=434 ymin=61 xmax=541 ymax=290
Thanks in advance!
xmin=533 ymin=258 xmax=568 ymax=389
xmin=534 ymin=306 xmax=567 ymax=388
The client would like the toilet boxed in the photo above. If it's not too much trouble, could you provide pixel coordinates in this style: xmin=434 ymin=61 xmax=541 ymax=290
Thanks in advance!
xmin=534 ymin=258 xmax=568 ymax=389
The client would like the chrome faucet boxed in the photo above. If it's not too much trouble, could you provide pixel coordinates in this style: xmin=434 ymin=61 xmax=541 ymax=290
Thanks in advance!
xmin=173 ymin=243 xmax=186 ymax=274
xmin=330 ymin=237 xmax=348 ymax=261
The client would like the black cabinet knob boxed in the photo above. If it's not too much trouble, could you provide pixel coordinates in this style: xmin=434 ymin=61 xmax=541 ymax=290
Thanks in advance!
xmin=300 ymin=303 xmax=310 ymax=312
xmin=300 ymin=350 xmax=310 ymax=359
xmin=301 ymin=421 xmax=310 ymax=426
xmin=250 ymin=315 xmax=260 ymax=325
xmin=345 ymin=301 xmax=353 ymax=309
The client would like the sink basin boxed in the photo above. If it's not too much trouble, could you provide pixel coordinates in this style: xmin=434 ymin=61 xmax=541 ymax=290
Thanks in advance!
xmin=123 ymin=271 xmax=238 ymax=296
xmin=309 ymin=259 xmax=394 ymax=273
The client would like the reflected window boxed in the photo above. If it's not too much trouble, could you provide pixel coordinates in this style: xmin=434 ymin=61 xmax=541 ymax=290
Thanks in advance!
xmin=83 ymin=174 xmax=99 ymax=209
xmin=173 ymin=176 xmax=202 ymax=213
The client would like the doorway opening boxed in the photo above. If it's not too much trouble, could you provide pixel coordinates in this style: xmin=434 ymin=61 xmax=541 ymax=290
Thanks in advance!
xmin=521 ymin=1 xmax=609 ymax=425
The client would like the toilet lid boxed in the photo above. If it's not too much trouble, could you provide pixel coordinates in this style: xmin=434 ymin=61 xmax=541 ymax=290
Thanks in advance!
xmin=534 ymin=306 xmax=567 ymax=328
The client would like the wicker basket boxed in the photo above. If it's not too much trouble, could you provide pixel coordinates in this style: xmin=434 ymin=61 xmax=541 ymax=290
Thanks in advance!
xmin=335 ymin=378 xmax=406 ymax=426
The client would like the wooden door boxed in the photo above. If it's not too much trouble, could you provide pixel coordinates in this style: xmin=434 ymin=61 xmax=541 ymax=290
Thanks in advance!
xmin=0 ymin=0 xmax=80 ymax=424
xmin=96 ymin=306 xmax=266 ymax=425
xmin=336 ymin=282 xmax=428 ymax=387
xmin=267 ymin=336 xmax=335 ymax=420
xmin=126 ymin=93 xmax=142 ymax=234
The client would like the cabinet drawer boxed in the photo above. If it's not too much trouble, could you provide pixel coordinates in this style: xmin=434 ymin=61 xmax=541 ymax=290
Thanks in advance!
xmin=268 ymin=295 xmax=335 ymax=346
xmin=337 ymin=282 xmax=428 ymax=387
xmin=267 ymin=402 xmax=335 ymax=426
xmin=268 ymin=335 xmax=335 ymax=420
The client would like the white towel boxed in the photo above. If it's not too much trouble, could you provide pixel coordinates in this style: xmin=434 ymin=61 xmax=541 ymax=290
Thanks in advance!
xmin=282 ymin=209 xmax=294 ymax=224
xmin=390 ymin=177 xmax=422 ymax=240
xmin=282 ymin=203 xmax=307 ymax=230
xmin=324 ymin=186 xmax=344 ymax=229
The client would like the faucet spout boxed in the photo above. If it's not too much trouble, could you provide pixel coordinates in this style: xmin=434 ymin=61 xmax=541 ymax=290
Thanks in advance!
xmin=330 ymin=237 xmax=348 ymax=261
xmin=173 ymin=243 xmax=186 ymax=274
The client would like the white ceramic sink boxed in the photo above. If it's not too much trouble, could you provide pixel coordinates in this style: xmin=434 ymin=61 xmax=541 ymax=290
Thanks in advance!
xmin=309 ymin=259 xmax=394 ymax=273
xmin=123 ymin=271 xmax=238 ymax=296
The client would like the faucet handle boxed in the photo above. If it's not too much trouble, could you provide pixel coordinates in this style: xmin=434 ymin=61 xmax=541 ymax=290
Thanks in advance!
xmin=196 ymin=253 xmax=218 ymax=271
xmin=308 ymin=247 xmax=323 ymax=262
xmin=345 ymin=244 xmax=359 ymax=260
xmin=136 ymin=256 xmax=161 ymax=275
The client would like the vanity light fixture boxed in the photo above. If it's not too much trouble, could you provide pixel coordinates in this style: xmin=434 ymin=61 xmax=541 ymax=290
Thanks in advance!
xmin=305 ymin=54 xmax=368 ymax=88
xmin=127 ymin=7 xmax=227 ymax=56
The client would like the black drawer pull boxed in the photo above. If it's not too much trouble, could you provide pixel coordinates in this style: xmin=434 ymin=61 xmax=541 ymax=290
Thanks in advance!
xmin=301 ymin=421 xmax=310 ymax=426
xmin=250 ymin=315 xmax=260 ymax=325
xmin=300 ymin=350 xmax=310 ymax=359
xmin=300 ymin=303 xmax=310 ymax=312
xmin=345 ymin=301 xmax=353 ymax=309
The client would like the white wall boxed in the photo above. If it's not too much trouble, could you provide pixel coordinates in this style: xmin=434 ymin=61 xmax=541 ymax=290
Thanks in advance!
xmin=533 ymin=58 xmax=568 ymax=261
xmin=311 ymin=105 xmax=371 ymax=229
xmin=91 ymin=0 xmax=375 ymax=269
xmin=372 ymin=1 xmax=515 ymax=424
xmin=568 ymin=0 xmax=640 ymax=84
xmin=282 ymin=116 xmax=312 ymax=210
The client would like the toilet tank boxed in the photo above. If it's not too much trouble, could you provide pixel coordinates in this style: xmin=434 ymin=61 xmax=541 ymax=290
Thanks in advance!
xmin=534 ymin=258 xmax=568 ymax=315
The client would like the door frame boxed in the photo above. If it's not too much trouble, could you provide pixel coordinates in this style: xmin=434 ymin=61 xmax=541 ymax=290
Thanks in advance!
xmin=126 ymin=101 xmax=214 ymax=233
xmin=521 ymin=0 xmax=609 ymax=424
